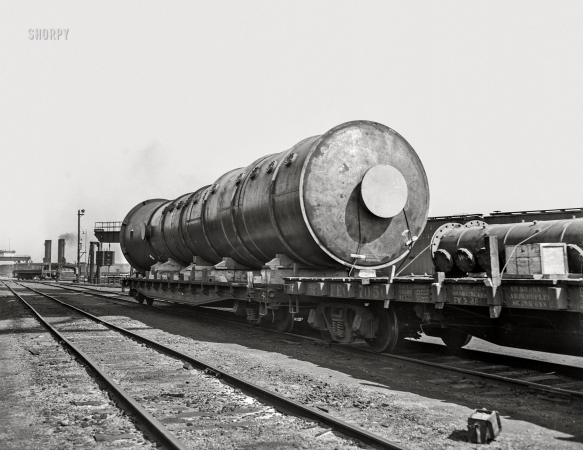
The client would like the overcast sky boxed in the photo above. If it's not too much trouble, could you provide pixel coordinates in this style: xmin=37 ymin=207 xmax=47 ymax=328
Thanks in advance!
xmin=1 ymin=1 xmax=582 ymax=264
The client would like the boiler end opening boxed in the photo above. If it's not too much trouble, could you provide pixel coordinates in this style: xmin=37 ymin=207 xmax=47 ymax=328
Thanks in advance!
xmin=360 ymin=164 xmax=408 ymax=218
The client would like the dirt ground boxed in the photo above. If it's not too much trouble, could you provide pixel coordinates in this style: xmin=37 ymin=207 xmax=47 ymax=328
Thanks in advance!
xmin=2 ymin=285 xmax=583 ymax=449
xmin=0 ymin=286 xmax=366 ymax=449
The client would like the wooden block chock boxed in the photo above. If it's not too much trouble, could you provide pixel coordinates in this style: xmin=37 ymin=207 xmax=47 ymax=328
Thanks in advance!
xmin=431 ymin=271 xmax=446 ymax=309
xmin=467 ymin=409 xmax=501 ymax=444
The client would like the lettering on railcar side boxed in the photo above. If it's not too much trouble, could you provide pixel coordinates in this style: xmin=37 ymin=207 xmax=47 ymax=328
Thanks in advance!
xmin=453 ymin=297 xmax=481 ymax=306
xmin=330 ymin=283 xmax=349 ymax=297
xmin=509 ymin=300 xmax=549 ymax=308
xmin=507 ymin=293 xmax=548 ymax=301
xmin=451 ymin=285 xmax=487 ymax=298
xmin=451 ymin=284 xmax=488 ymax=306
xmin=413 ymin=288 xmax=431 ymax=303
xmin=506 ymin=285 xmax=548 ymax=302
xmin=357 ymin=284 xmax=382 ymax=299
xmin=397 ymin=287 xmax=413 ymax=302
xmin=372 ymin=285 xmax=381 ymax=299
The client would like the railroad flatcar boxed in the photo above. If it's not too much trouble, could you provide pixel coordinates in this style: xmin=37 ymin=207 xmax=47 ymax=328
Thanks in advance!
xmin=123 ymin=120 xmax=429 ymax=352
xmin=121 ymin=121 xmax=583 ymax=356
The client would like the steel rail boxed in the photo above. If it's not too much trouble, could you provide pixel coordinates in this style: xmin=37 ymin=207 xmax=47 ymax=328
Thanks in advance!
xmin=192 ymin=310 xmax=583 ymax=400
xmin=2 ymin=281 xmax=188 ymax=450
xmin=333 ymin=342 xmax=583 ymax=400
xmin=37 ymin=282 xmax=583 ymax=400
xmin=214 ymin=313 xmax=583 ymax=401
xmin=14 ymin=281 xmax=409 ymax=450
xmin=48 ymin=281 xmax=127 ymax=296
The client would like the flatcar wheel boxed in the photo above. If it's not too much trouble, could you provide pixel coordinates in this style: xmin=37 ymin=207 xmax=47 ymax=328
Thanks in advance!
xmin=130 ymin=289 xmax=146 ymax=305
xmin=441 ymin=329 xmax=472 ymax=349
xmin=320 ymin=330 xmax=336 ymax=342
xmin=273 ymin=310 xmax=295 ymax=333
xmin=133 ymin=291 xmax=145 ymax=304
xmin=145 ymin=297 xmax=154 ymax=306
xmin=365 ymin=307 xmax=399 ymax=353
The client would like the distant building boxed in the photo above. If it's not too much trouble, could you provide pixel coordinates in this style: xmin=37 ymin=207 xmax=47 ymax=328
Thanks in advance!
xmin=99 ymin=263 xmax=131 ymax=274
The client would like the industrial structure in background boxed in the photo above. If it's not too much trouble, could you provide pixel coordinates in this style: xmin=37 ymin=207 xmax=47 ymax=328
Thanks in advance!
xmin=90 ymin=221 xmax=122 ymax=283
xmin=0 ymin=211 xmax=128 ymax=282
xmin=11 ymin=239 xmax=78 ymax=280
xmin=0 ymin=249 xmax=32 ymax=278
xmin=77 ymin=209 xmax=85 ymax=282
xmin=6 ymin=236 xmax=129 ymax=282
xmin=0 ymin=249 xmax=31 ymax=263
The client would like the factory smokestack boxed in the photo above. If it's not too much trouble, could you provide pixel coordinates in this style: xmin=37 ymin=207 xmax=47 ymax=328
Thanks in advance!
xmin=43 ymin=240 xmax=52 ymax=264
xmin=58 ymin=239 xmax=66 ymax=264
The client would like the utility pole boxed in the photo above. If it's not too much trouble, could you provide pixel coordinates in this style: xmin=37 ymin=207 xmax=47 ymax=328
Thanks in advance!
xmin=77 ymin=209 xmax=85 ymax=282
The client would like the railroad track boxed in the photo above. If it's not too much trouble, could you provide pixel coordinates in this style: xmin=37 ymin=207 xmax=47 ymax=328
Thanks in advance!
xmin=38 ymin=280 xmax=583 ymax=403
xmin=4 ymin=281 xmax=406 ymax=450
xmin=189 ymin=309 xmax=583 ymax=402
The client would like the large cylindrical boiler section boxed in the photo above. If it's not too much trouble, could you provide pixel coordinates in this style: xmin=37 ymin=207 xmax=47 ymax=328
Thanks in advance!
xmin=120 ymin=121 xmax=430 ymax=273
xmin=431 ymin=218 xmax=583 ymax=275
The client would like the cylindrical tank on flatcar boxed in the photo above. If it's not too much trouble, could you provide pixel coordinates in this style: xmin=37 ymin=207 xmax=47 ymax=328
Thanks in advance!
xmin=120 ymin=121 xmax=430 ymax=273
xmin=431 ymin=218 xmax=583 ymax=274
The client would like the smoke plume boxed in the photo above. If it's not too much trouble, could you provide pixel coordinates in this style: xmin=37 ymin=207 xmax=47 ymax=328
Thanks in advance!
xmin=58 ymin=232 xmax=77 ymax=245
